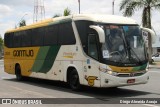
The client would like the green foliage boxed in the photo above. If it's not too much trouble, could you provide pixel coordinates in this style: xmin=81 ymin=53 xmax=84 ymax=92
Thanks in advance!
xmin=53 ymin=14 xmax=62 ymax=18
xmin=0 ymin=36 xmax=3 ymax=45
xmin=63 ymin=7 xmax=71 ymax=16
xmin=0 ymin=35 xmax=3 ymax=54
xmin=53 ymin=7 xmax=71 ymax=18
xmin=0 ymin=35 xmax=3 ymax=45
xmin=119 ymin=0 xmax=160 ymax=28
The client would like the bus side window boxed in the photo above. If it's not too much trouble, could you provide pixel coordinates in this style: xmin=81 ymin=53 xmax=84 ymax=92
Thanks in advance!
xmin=58 ymin=22 xmax=76 ymax=45
xmin=75 ymin=20 xmax=93 ymax=54
xmin=13 ymin=32 xmax=22 ymax=47
xmin=21 ymin=30 xmax=32 ymax=47
xmin=4 ymin=33 xmax=13 ymax=48
xmin=88 ymin=33 xmax=98 ymax=60
xmin=44 ymin=25 xmax=58 ymax=45
xmin=32 ymin=27 xmax=44 ymax=46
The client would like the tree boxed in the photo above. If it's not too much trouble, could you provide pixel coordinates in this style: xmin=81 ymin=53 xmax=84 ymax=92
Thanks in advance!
xmin=0 ymin=35 xmax=3 ymax=46
xmin=19 ymin=19 xmax=26 ymax=27
xmin=52 ymin=8 xmax=71 ymax=18
xmin=63 ymin=7 xmax=71 ymax=16
xmin=119 ymin=0 xmax=160 ymax=63
xmin=53 ymin=14 xmax=61 ymax=18
xmin=0 ymin=35 xmax=3 ymax=58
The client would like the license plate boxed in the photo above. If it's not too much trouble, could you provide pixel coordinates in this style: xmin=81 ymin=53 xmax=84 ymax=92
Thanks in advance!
xmin=127 ymin=79 xmax=135 ymax=84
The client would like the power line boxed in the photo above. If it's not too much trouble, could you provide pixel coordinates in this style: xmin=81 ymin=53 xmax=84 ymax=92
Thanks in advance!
xmin=33 ymin=0 xmax=45 ymax=23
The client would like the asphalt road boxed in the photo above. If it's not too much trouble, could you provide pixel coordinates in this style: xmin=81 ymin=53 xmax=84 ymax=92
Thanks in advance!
xmin=0 ymin=60 xmax=160 ymax=107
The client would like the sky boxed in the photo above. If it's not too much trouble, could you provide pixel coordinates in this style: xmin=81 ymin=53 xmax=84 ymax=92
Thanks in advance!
xmin=0 ymin=0 xmax=160 ymax=39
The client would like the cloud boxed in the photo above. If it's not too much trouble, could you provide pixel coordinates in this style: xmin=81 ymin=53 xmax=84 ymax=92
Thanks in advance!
xmin=0 ymin=21 xmax=15 ymax=37
xmin=44 ymin=0 xmax=78 ymax=17
xmin=81 ymin=0 xmax=113 ymax=14
xmin=0 ymin=4 xmax=12 ymax=18
xmin=0 ymin=0 xmax=33 ymax=7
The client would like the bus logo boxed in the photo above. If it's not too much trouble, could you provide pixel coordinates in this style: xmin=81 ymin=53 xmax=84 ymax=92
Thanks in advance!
xmin=130 ymin=73 xmax=134 ymax=77
xmin=85 ymin=76 xmax=98 ymax=86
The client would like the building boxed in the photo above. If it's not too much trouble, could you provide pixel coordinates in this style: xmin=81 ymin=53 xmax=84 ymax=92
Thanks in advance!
xmin=152 ymin=35 xmax=160 ymax=55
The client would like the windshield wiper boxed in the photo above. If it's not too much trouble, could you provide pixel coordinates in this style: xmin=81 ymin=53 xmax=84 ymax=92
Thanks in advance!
xmin=130 ymin=47 xmax=142 ymax=64
xmin=126 ymin=40 xmax=142 ymax=64
xmin=118 ymin=35 xmax=141 ymax=65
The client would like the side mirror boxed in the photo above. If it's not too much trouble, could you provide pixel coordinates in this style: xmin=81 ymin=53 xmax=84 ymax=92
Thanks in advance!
xmin=141 ymin=27 xmax=156 ymax=44
xmin=89 ymin=25 xmax=105 ymax=43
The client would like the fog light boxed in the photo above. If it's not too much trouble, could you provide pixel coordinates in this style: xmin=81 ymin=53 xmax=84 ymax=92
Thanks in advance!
xmin=105 ymin=79 xmax=109 ymax=83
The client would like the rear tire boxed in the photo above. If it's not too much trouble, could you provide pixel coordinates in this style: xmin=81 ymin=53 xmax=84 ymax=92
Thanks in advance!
xmin=68 ymin=69 xmax=81 ymax=91
xmin=15 ymin=65 xmax=23 ymax=81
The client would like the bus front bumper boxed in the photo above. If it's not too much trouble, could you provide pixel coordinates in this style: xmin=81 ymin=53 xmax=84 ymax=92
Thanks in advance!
xmin=100 ymin=72 xmax=149 ymax=88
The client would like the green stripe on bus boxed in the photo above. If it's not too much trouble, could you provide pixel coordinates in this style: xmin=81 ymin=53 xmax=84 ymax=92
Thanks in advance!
xmin=139 ymin=63 xmax=147 ymax=70
xmin=38 ymin=45 xmax=61 ymax=73
xmin=132 ymin=63 xmax=147 ymax=71
xmin=31 ymin=45 xmax=61 ymax=73
xmin=31 ymin=46 xmax=50 ymax=72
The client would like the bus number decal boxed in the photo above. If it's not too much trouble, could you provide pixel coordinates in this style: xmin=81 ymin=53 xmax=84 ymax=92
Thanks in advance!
xmin=13 ymin=50 xmax=34 ymax=57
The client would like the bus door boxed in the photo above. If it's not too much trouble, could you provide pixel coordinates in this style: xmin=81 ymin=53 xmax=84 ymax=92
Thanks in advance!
xmin=83 ymin=31 xmax=101 ymax=87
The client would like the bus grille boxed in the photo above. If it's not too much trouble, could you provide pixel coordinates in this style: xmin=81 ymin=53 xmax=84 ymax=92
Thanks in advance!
xmin=116 ymin=72 xmax=146 ymax=77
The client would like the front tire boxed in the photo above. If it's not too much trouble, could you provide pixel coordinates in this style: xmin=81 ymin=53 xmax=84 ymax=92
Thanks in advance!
xmin=68 ymin=69 xmax=81 ymax=91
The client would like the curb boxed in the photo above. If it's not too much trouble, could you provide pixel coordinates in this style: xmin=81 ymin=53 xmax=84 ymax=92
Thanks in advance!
xmin=149 ymin=62 xmax=160 ymax=69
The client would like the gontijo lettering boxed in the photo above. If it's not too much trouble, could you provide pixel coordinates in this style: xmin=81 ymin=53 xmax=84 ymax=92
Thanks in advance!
xmin=13 ymin=50 xmax=34 ymax=57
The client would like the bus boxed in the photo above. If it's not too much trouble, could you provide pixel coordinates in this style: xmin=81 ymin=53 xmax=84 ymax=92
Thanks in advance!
xmin=4 ymin=14 xmax=155 ymax=90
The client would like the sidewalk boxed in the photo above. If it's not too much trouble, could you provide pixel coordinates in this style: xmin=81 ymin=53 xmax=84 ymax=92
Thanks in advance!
xmin=149 ymin=62 xmax=160 ymax=69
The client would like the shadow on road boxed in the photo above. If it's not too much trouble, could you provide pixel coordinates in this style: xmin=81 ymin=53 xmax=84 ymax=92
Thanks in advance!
xmin=3 ymin=77 xmax=156 ymax=99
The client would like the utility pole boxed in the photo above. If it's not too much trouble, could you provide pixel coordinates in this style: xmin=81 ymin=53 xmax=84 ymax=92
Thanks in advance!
xmin=112 ymin=0 xmax=115 ymax=15
xmin=33 ymin=0 xmax=45 ymax=23
xmin=78 ymin=0 xmax=80 ymax=14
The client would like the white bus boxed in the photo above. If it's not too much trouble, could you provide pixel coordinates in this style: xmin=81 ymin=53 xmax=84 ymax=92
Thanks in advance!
xmin=4 ymin=14 xmax=155 ymax=90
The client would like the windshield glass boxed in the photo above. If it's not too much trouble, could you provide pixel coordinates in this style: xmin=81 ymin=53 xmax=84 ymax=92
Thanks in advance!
xmin=100 ymin=24 xmax=147 ymax=66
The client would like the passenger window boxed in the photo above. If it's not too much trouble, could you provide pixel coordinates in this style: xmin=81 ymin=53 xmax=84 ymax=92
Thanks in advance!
xmin=44 ymin=25 xmax=58 ymax=45
xmin=4 ymin=33 xmax=13 ymax=48
xmin=21 ymin=30 xmax=32 ymax=47
xmin=58 ymin=22 xmax=76 ymax=45
xmin=32 ymin=27 xmax=44 ymax=46
xmin=13 ymin=32 xmax=22 ymax=47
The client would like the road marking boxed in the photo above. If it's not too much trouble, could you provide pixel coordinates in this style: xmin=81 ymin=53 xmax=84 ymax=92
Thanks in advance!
xmin=0 ymin=77 xmax=13 ymax=80
xmin=143 ymin=104 xmax=160 ymax=107
xmin=150 ymin=71 xmax=160 ymax=73
xmin=10 ymin=86 xmax=56 ymax=98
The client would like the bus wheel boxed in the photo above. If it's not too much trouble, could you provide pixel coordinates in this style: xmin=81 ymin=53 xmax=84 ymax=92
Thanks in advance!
xmin=68 ymin=69 xmax=81 ymax=91
xmin=15 ymin=65 xmax=23 ymax=81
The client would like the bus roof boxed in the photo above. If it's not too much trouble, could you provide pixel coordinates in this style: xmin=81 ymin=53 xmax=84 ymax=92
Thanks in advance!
xmin=5 ymin=14 xmax=138 ymax=33
xmin=72 ymin=14 xmax=137 ymax=25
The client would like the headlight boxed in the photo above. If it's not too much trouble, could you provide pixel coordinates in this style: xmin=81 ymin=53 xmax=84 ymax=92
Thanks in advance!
xmin=100 ymin=68 xmax=118 ymax=76
xmin=99 ymin=65 xmax=118 ymax=76
xmin=107 ymin=70 xmax=118 ymax=76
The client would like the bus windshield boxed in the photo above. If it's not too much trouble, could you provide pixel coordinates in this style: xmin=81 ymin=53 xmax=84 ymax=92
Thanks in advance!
xmin=100 ymin=24 xmax=147 ymax=66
